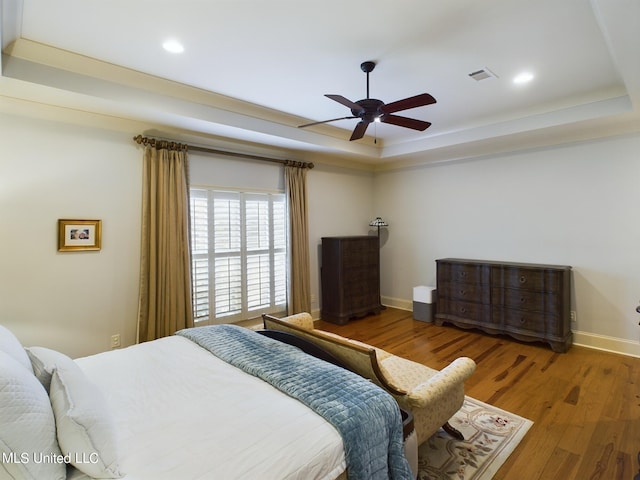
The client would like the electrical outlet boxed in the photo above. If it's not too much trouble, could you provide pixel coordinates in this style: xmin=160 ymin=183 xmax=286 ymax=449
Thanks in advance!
xmin=570 ymin=311 xmax=577 ymax=323
xmin=110 ymin=334 xmax=121 ymax=349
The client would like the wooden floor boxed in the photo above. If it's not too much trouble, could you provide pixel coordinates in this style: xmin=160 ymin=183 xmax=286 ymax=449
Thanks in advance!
xmin=316 ymin=308 xmax=640 ymax=480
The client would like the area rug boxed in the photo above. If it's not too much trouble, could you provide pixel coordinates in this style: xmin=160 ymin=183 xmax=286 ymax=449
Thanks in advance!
xmin=416 ymin=396 xmax=533 ymax=480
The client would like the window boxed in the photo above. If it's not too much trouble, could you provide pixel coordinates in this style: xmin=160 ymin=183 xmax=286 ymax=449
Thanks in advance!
xmin=190 ymin=188 xmax=287 ymax=323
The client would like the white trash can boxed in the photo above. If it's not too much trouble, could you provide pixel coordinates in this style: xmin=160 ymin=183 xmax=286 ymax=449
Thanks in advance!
xmin=413 ymin=286 xmax=436 ymax=322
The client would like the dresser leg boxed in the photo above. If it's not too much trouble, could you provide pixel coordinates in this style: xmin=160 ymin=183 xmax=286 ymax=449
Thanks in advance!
xmin=549 ymin=336 xmax=572 ymax=353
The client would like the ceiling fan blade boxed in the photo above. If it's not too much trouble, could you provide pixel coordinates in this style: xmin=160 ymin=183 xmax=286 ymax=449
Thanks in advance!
xmin=381 ymin=114 xmax=432 ymax=131
xmin=325 ymin=94 xmax=365 ymax=114
xmin=349 ymin=121 xmax=370 ymax=141
xmin=381 ymin=93 xmax=436 ymax=114
xmin=298 ymin=116 xmax=357 ymax=128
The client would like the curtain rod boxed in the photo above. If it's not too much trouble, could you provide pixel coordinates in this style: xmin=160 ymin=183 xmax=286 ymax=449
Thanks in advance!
xmin=133 ymin=135 xmax=314 ymax=169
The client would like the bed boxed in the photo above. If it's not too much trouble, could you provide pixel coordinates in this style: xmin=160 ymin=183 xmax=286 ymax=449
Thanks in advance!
xmin=0 ymin=323 xmax=414 ymax=480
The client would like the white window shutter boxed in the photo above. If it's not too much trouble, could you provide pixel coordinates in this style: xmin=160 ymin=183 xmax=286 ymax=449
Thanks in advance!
xmin=190 ymin=188 xmax=287 ymax=323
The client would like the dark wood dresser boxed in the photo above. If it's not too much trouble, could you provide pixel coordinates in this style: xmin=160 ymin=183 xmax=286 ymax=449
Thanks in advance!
xmin=321 ymin=236 xmax=381 ymax=325
xmin=435 ymin=258 xmax=572 ymax=352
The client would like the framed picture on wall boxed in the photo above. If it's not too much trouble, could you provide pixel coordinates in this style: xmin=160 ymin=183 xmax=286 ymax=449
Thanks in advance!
xmin=58 ymin=219 xmax=102 ymax=252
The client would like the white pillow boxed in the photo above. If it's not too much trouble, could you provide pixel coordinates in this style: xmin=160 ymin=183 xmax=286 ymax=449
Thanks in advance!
xmin=49 ymin=357 xmax=123 ymax=479
xmin=0 ymin=324 xmax=33 ymax=373
xmin=26 ymin=346 xmax=70 ymax=393
xmin=0 ymin=351 xmax=66 ymax=480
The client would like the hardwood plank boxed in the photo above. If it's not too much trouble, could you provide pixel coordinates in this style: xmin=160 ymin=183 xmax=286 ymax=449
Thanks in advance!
xmin=535 ymin=447 xmax=580 ymax=479
xmin=316 ymin=308 xmax=640 ymax=480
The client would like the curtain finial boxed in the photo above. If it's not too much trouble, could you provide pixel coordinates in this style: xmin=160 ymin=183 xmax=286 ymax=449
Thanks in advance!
xmin=133 ymin=135 xmax=188 ymax=152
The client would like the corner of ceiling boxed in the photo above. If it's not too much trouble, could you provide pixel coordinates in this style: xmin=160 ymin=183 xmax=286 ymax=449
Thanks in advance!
xmin=590 ymin=0 xmax=640 ymax=110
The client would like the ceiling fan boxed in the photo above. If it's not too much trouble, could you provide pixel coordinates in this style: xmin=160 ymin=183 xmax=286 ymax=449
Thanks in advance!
xmin=298 ymin=61 xmax=436 ymax=141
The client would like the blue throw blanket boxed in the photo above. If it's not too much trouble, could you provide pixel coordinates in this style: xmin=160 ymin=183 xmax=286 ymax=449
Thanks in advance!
xmin=177 ymin=324 xmax=412 ymax=480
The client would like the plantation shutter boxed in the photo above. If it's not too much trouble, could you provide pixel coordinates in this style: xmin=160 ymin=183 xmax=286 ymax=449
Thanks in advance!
xmin=190 ymin=191 xmax=210 ymax=321
xmin=190 ymin=188 xmax=287 ymax=323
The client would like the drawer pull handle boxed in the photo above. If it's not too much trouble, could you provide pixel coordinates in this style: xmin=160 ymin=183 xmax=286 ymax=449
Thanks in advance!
xmin=520 ymin=297 xmax=526 ymax=303
xmin=460 ymin=290 xmax=466 ymax=296
xmin=519 ymin=276 xmax=526 ymax=283
xmin=520 ymin=317 xmax=526 ymax=324
xmin=460 ymin=307 xmax=467 ymax=313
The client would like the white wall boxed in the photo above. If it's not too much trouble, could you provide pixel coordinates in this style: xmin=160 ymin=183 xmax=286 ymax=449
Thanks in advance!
xmin=0 ymin=112 xmax=142 ymax=357
xmin=374 ymin=134 xmax=640 ymax=353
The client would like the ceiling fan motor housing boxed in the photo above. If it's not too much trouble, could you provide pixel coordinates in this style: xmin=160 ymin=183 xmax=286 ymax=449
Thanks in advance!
xmin=352 ymin=98 xmax=385 ymax=122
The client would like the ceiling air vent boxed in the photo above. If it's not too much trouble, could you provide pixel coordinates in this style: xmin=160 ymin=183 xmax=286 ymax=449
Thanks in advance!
xmin=468 ymin=68 xmax=498 ymax=81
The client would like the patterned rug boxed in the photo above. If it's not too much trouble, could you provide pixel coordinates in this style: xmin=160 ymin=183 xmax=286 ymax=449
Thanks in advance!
xmin=417 ymin=397 xmax=533 ymax=480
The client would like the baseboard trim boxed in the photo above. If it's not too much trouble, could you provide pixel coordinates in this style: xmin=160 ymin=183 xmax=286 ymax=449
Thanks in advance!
xmin=572 ymin=330 xmax=640 ymax=358
xmin=382 ymin=296 xmax=412 ymax=311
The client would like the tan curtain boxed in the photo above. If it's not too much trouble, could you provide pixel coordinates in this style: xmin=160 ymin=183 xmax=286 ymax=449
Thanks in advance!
xmin=285 ymin=164 xmax=311 ymax=314
xmin=138 ymin=142 xmax=194 ymax=342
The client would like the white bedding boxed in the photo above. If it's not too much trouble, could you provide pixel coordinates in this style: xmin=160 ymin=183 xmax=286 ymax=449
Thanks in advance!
xmin=69 ymin=335 xmax=346 ymax=480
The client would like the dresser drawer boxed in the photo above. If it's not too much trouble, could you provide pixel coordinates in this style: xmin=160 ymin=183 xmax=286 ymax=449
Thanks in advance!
xmin=497 ymin=308 xmax=548 ymax=334
xmin=346 ymin=290 xmax=379 ymax=310
xmin=493 ymin=287 xmax=561 ymax=313
xmin=344 ymin=265 xmax=376 ymax=284
xmin=493 ymin=266 xmax=563 ymax=293
xmin=437 ymin=299 xmax=494 ymax=324
xmin=437 ymin=261 xmax=490 ymax=285
xmin=341 ymin=242 xmax=379 ymax=267
xmin=438 ymin=281 xmax=490 ymax=304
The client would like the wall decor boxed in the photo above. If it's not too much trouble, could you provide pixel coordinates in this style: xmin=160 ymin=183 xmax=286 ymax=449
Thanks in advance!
xmin=58 ymin=219 xmax=102 ymax=251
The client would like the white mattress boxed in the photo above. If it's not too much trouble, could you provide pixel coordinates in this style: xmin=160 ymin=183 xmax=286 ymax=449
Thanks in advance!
xmin=69 ymin=335 xmax=346 ymax=480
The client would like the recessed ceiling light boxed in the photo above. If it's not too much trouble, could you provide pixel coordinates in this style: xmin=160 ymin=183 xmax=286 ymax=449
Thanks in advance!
xmin=513 ymin=71 xmax=534 ymax=85
xmin=162 ymin=39 xmax=184 ymax=54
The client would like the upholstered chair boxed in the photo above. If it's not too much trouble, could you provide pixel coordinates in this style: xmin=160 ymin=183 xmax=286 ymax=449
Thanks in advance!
xmin=263 ymin=313 xmax=476 ymax=445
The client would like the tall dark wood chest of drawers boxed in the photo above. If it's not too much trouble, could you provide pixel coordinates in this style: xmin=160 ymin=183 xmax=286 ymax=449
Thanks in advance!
xmin=435 ymin=258 xmax=572 ymax=352
xmin=321 ymin=236 xmax=381 ymax=325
